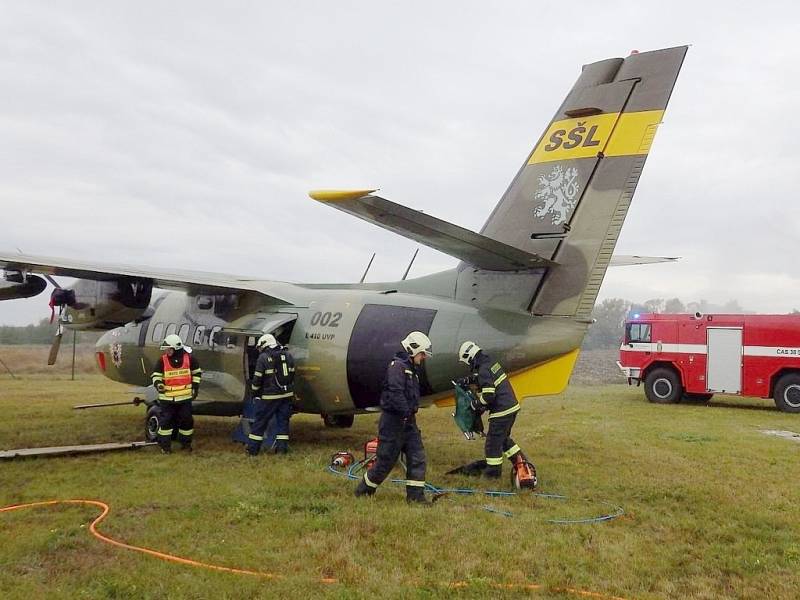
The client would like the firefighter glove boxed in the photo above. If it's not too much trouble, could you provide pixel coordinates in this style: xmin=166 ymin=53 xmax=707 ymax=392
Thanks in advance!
xmin=469 ymin=396 xmax=484 ymax=414
xmin=455 ymin=375 xmax=475 ymax=388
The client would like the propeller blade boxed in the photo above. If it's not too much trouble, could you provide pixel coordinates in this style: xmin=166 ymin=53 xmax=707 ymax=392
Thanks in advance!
xmin=48 ymin=329 xmax=63 ymax=366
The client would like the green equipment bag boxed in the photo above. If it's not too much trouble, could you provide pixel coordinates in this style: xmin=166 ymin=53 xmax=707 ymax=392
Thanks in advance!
xmin=452 ymin=381 xmax=484 ymax=440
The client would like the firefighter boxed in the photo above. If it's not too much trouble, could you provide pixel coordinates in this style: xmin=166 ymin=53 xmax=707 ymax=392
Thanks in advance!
xmin=355 ymin=331 xmax=434 ymax=504
xmin=151 ymin=334 xmax=202 ymax=454
xmin=246 ymin=333 xmax=296 ymax=456
xmin=457 ymin=340 xmax=533 ymax=485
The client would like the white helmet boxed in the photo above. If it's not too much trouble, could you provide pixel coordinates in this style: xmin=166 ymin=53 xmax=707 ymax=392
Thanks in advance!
xmin=161 ymin=333 xmax=191 ymax=353
xmin=401 ymin=331 xmax=432 ymax=357
xmin=458 ymin=340 xmax=480 ymax=365
xmin=257 ymin=333 xmax=278 ymax=349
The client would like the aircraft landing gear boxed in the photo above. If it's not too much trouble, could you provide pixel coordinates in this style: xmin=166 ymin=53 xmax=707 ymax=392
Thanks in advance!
xmin=145 ymin=405 xmax=178 ymax=441
xmin=322 ymin=413 xmax=355 ymax=428
xmin=145 ymin=405 xmax=161 ymax=442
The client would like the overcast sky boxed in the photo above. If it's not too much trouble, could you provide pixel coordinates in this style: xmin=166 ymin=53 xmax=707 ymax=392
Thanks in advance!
xmin=1 ymin=1 xmax=798 ymax=325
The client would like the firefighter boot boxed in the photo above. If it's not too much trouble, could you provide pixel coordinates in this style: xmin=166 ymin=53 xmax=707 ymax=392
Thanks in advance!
xmin=354 ymin=478 xmax=376 ymax=498
xmin=180 ymin=442 xmax=193 ymax=453
xmin=245 ymin=443 xmax=259 ymax=457
xmin=273 ymin=440 xmax=289 ymax=454
xmin=158 ymin=440 xmax=172 ymax=454
xmin=483 ymin=465 xmax=502 ymax=479
xmin=406 ymin=487 xmax=432 ymax=505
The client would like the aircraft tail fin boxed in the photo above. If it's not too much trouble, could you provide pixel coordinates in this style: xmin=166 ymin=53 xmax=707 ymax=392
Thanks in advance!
xmin=457 ymin=46 xmax=687 ymax=316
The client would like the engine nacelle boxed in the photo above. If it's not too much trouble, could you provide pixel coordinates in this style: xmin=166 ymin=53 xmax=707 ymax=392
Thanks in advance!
xmin=56 ymin=277 xmax=154 ymax=330
xmin=0 ymin=272 xmax=47 ymax=300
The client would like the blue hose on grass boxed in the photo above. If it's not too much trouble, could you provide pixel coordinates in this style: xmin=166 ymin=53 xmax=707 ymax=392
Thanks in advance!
xmin=328 ymin=458 xmax=624 ymax=525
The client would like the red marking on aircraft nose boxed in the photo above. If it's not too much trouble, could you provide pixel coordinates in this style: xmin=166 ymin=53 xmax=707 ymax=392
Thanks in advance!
xmin=96 ymin=352 xmax=106 ymax=372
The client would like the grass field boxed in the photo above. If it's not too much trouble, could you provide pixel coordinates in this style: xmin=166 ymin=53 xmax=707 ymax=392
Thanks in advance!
xmin=1 ymin=370 xmax=800 ymax=599
xmin=0 ymin=344 xmax=98 ymax=377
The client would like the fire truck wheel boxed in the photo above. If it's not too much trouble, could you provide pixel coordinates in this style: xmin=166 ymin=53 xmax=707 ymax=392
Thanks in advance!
xmin=773 ymin=374 xmax=800 ymax=413
xmin=644 ymin=367 xmax=683 ymax=404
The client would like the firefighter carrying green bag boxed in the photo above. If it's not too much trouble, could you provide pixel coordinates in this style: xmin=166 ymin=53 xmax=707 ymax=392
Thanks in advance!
xmin=452 ymin=380 xmax=485 ymax=440
xmin=447 ymin=341 xmax=538 ymax=489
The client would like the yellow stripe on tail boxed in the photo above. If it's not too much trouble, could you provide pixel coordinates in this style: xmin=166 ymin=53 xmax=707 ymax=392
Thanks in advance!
xmin=528 ymin=110 xmax=664 ymax=164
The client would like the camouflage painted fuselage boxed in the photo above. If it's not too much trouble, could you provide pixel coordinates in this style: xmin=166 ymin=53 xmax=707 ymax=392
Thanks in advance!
xmin=97 ymin=271 xmax=588 ymax=417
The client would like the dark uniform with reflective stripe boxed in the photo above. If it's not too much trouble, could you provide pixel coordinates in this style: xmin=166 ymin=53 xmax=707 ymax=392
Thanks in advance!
xmin=355 ymin=351 xmax=427 ymax=501
xmin=247 ymin=346 xmax=296 ymax=455
xmin=151 ymin=350 xmax=202 ymax=452
xmin=472 ymin=350 xmax=523 ymax=477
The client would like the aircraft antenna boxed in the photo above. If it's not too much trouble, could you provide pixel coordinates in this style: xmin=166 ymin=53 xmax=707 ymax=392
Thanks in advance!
xmin=71 ymin=330 xmax=77 ymax=381
xmin=359 ymin=253 xmax=376 ymax=284
xmin=401 ymin=248 xmax=419 ymax=281
xmin=0 ymin=354 xmax=17 ymax=379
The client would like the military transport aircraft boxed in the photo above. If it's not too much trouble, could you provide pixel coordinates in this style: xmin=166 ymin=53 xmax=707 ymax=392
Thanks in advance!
xmin=0 ymin=46 xmax=687 ymax=438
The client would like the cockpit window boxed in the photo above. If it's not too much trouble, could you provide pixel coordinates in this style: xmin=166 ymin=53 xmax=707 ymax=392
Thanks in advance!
xmin=626 ymin=323 xmax=651 ymax=343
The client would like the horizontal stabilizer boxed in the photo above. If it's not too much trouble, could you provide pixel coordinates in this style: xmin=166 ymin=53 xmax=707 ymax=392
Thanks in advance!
xmin=309 ymin=190 xmax=556 ymax=272
xmin=609 ymin=255 xmax=679 ymax=267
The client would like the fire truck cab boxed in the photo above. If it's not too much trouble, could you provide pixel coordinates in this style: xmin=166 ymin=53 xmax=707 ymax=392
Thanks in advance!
xmin=617 ymin=312 xmax=800 ymax=413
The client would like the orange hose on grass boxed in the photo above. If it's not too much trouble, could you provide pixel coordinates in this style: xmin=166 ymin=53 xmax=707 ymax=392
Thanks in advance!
xmin=1 ymin=499 xmax=626 ymax=599
xmin=0 ymin=500 xmax=328 ymax=583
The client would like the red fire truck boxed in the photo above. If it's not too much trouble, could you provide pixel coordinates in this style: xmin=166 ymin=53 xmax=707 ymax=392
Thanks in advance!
xmin=617 ymin=312 xmax=800 ymax=413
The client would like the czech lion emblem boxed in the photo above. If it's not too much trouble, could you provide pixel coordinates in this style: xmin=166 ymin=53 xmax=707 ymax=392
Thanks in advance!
xmin=533 ymin=165 xmax=580 ymax=225
xmin=110 ymin=343 xmax=123 ymax=368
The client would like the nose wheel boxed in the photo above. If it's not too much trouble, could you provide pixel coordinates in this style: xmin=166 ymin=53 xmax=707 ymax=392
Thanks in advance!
xmin=322 ymin=413 xmax=355 ymax=428
xmin=145 ymin=405 xmax=177 ymax=441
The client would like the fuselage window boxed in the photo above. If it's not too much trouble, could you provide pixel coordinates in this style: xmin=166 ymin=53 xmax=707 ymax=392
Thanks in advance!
xmin=626 ymin=323 xmax=652 ymax=343
xmin=178 ymin=323 xmax=190 ymax=341
xmin=152 ymin=322 xmax=165 ymax=343
xmin=214 ymin=295 xmax=238 ymax=318
xmin=193 ymin=326 xmax=206 ymax=346
xmin=196 ymin=296 xmax=213 ymax=310
xmin=209 ymin=325 xmax=222 ymax=349
xmin=165 ymin=323 xmax=177 ymax=338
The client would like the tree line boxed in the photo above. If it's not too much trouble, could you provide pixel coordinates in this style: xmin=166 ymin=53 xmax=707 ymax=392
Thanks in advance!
xmin=0 ymin=319 xmax=102 ymax=345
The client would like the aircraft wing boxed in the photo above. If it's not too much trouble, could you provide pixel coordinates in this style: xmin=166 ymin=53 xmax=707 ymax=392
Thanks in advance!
xmin=309 ymin=190 xmax=556 ymax=271
xmin=609 ymin=255 xmax=679 ymax=266
xmin=0 ymin=252 xmax=296 ymax=304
